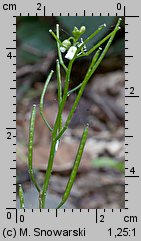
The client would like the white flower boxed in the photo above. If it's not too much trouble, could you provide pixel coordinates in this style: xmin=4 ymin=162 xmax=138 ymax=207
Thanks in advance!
xmin=65 ymin=46 xmax=77 ymax=60
xmin=60 ymin=46 xmax=67 ymax=53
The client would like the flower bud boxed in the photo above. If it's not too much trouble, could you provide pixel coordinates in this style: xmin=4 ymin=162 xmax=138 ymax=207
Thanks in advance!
xmin=80 ymin=26 xmax=86 ymax=34
xmin=72 ymin=27 xmax=80 ymax=38
xmin=72 ymin=26 xmax=86 ymax=39
xmin=60 ymin=39 xmax=71 ymax=53
xmin=65 ymin=46 xmax=77 ymax=60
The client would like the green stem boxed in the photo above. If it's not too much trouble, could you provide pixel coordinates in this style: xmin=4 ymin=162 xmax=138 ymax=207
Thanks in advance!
xmin=85 ymin=31 xmax=114 ymax=56
xmin=84 ymin=23 xmax=106 ymax=45
xmin=90 ymin=18 xmax=121 ymax=73
xmin=41 ymin=55 xmax=74 ymax=208
xmin=56 ymin=59 xmax=62 ymax=131
xmin=28 ymin=105 xmax=40 ymax=193
xmin=68 ymin=83 xmax=82 ymax=96
xmin=53 ymin=59 xmax=74 ymax=134
xmin=76 ymin=29 xmax=116 ymax=59
xmin=56 ymin=24 xmax=68 ymax=72
xmin=67 ymin=48 xmax=102 ymax=96
xmin=56 ymin=48 xmax=101 ymax=141
xmin=49 ymin=29 xmax=62 ymax=46
xmin=57 ymin=125 xmax=89 ymax=209
xmin=40 ymin=59 xmax=74 ymax=208
xmin=40 ymin=138 xmax=57 ymax=208
xmin=75 ymin=23 xmax=106 ymax=57
xmin=40 ymin=70 xmax=54 ymax=132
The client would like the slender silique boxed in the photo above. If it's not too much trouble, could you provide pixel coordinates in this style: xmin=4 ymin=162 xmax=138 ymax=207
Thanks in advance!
xmin=18 ymin=184 xmax=25 ymax=209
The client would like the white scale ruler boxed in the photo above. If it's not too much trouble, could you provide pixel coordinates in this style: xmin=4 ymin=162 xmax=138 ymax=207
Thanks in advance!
xmin=0 ymin=0 xmax=140 ymax=240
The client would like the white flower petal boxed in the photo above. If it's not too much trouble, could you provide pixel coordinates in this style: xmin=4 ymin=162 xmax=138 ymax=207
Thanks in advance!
xmin=65 ymin=46 xmax=77 ymax=60
xmin=60 ymin=46 xmax=67 ymax=53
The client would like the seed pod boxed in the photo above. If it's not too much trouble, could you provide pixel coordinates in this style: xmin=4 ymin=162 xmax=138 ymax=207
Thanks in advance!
xmin=40 ymin=70 xmax=54 ymax=132
xmin=28 ymin=105 xmax=40 ymax=193
xmin=18 ymin=184 xmax=25 ymax=209
xmin=57 ymin=125 xmax=89 ymax=209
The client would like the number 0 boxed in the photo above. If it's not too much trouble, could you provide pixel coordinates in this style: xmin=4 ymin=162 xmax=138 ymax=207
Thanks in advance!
xmin=7 ymin=212 xmax=12 ymax=219
xmin=117 ymin=3 xmax=122 ymax=10
xmin=20 ymin=215 xmax=25 ymax=222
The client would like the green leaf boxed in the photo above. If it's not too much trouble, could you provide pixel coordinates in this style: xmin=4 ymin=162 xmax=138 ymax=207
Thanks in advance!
xmin=91 ymin=157 xmax=124 ymax=173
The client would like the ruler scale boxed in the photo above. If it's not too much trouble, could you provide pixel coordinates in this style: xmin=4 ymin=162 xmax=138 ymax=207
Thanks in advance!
xmin=0 ymin=0 xmax=141 ymax=240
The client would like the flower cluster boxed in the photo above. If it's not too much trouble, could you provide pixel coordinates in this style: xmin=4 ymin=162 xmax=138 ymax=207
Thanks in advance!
xmin=60 ymin=26 xmax=87 ymax=60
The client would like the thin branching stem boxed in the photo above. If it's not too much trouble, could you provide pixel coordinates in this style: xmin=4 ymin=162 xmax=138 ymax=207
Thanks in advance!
xmin=90 ymin=18 xmax=122 ymax=73
xmin=68 ymin=82 xmax=82 ymax=95
xmin=84 ymin=24 xmax=106 ymax=45
xmin=56 ymin=18 xmax=121 ymax=140
xmin=40 ymin=138 xmax=57 ymax=208
xmin=53 ymin=58 xmax=74 ymax=134
xmin=68 ymin=47 xmax=102 ymax=95
xmin=49 ymin=29 xmax=62 ymax=46
xmin=40 ymin=59 xmax=74 ymax=208
xmin=76 ymin=30 xmax=113 ymax=58
xmin=56 ymin=48 xmax=102 ymax=140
